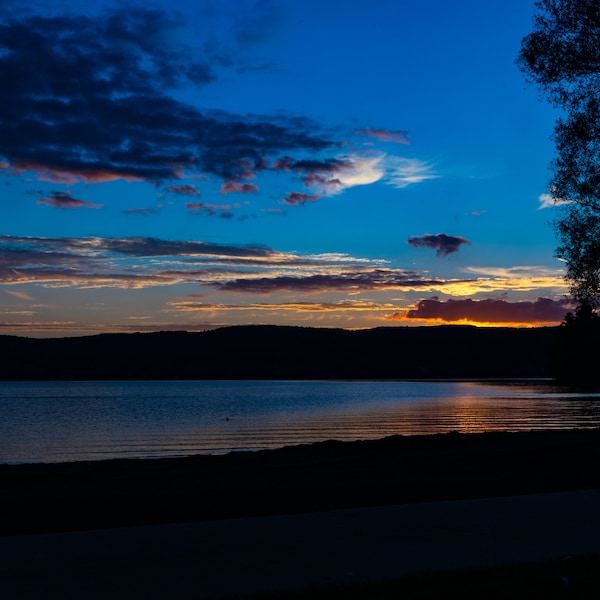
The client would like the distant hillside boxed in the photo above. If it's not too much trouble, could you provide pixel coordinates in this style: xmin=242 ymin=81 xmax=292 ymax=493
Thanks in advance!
xmin=0 ymin=325 xmax=560 ymax=381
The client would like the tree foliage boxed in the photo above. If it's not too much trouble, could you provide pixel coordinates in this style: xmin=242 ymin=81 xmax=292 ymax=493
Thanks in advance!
xmin=555 ymin=204 xmax=600 ymax=306
xmin=518 ymin=0 xmax=600 ymax=112
xmin=550 ymin=301 xmax=600 ymax=386
xmin=517 ymin=0 xmax=600 ymax=308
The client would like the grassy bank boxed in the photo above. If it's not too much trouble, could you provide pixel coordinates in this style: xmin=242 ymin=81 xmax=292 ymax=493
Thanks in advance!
xmin=2 ymin=428 xmax=600 ymax=536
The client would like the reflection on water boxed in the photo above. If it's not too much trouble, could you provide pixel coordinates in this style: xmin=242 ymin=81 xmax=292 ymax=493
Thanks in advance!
xmin=0 ymin=379 xmax=599 ymax=463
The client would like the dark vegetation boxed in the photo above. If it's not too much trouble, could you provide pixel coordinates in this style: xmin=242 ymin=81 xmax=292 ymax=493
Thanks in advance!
xmin=517 ymin=1 xmax=600 ymax=387
xmin=229 ymin=555 xmax=600 ymax=600
xmin=550 ymin=305 xmax=600 ymax=386
xmin=2 ymin=428 xmax=600 ymax=536
xmin=0 ymin=324 xmax=560 ymax=381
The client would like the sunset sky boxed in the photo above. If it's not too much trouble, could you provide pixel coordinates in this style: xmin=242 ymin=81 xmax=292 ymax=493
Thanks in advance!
xmin=0 ymin=0 xmax=573 ymax=337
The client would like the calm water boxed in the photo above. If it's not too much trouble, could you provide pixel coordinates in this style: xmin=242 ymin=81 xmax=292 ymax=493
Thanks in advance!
xmin=1 ymin=379 xmax=600 ymax=464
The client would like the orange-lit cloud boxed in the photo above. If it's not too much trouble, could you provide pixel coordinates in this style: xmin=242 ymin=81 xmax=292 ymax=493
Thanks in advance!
xmin=169 ymin=299 xmax=395 ymax=313
xmin=12 ymin=159 xmax=144 ymax=184
xmin=390 ymin=296 xmax=574 ymax=325
xmin=461 ymin=266 xmax=567 ymax=294
xmin=0 ymin=235 xmax=571 ymax=334
xmin=4 ymin=289 xmax=34 ymax=300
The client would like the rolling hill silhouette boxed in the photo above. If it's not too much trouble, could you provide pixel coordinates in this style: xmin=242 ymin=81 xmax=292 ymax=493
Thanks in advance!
xmin=0 ymin=325 xmax=559 ymax=380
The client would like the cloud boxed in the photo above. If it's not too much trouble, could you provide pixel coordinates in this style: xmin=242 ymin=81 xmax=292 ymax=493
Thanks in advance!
xmin=272 ymin=157 xmax=353 ymax=176
xmin=0 ymin=234 xmax=464 ymax=294
xmin=355 ymin=128 xmax=410 ymax=144
xmin=335 ymin=156 xmax=385 ymax=188
xmin=0 ymin=235 xmax=395 ymax=290
xmin=214 ymin=269 xmax=449 ymax=294
xmin=462 ymin=266 xmax=567 ymax=293
xmin=220 ymin=182 xmax=260 ymax=195
xmin=169 ymin=299 xmax=395 ymax=313
xmin=4 ymin=289 xmax=34 ymax=300
xmin=387 ymin=157 xmax=437 ymax=188
xmin=122 ymin=207 xmax=161 ymax=216
xmin=393 ymin=296 xmax=573 ymax=324
xmin=273 ymin=154 xmax=409 ymax=198
xmin=538 ymin=192 xmax=572 ymax=209
xmin=186 ymin=202 xmax=234 ymax=218
xmin=287 ymin=154 xmax=436 ymax=196
xmin=282 ymin=192 xmax=321 ymax=206
xmin=0 ymin=4 xmax=440 ymax=215
xmin=407 ymin=233 xmax=471 ymax=256
xmin=0 ymin=235 xmax=571 ymax=333
xmin=36 ymin=191 xmax=102 ymax=209
xmin=0 ymin=235 xmax=277 ymax=262
xmin=165 ymin=185 xmax=201 ymax=197
xmin=0 ymin=8 xmax=334 ymax=187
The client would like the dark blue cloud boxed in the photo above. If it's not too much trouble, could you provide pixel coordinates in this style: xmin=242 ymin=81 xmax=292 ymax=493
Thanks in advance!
xmin=0 ymin=7 xmax=334 ymax=187
xmin=407 ymin=233 xmax=471 ymax=256
xmin=215 ymin=269 xmax=450 ymax=294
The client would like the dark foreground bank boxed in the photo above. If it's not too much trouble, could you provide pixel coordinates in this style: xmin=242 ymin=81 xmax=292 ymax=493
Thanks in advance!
xmin=2 ymin=428 xmax=600 ymax=536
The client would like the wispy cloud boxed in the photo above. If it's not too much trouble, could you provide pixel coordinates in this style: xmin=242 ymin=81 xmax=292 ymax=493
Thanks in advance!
xmin=35 ymin=191 xmax=102 ymax=209
xmin=276 ymin=153 xmax=437 ymax=201
xmin=0 ymin=234 xmax=470 ymax=295
xmin=122 ymin=207 xmax=161 ymax=216
xmin=0 ymin=233 xmax=573 ymax=333
xmin=3 ymin=289 xmax=34 ymax=300
xmin=186 ymin=202 xmax=235 ymax=218
xmin=386 ymin=157 xmax=437 ymax=188
xmin=462 ymin=266 xmax=567 ymax=292
xmin=168 ymin=299 xmax=396 ymax=313
xmin=213 ymin=269 xmax=453 ymax=294
xmin=355 ymin=128 xmax=410 ymax=144
xmin=0 ymin=236 xmax=569 ymax=302
xmin=165 ymin=185 xmax=201 ymax=197
xmin=538 ymin=192 xmax=572 ymax=209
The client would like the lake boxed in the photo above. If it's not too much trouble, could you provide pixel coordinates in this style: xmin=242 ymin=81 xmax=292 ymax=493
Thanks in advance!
xmin=1 ymin=379 xmax=599 ymax=464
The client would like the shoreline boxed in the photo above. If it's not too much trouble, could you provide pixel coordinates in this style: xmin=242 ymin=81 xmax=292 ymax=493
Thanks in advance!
xmin=3 ymin=378 xmax=588 ymax=466
xmin=2 ymin=427 xmax=600 ymax=536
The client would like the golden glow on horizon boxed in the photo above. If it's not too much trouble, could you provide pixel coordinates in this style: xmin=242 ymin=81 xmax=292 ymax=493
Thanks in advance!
xmin=387 ymin=316 xmax=560 ymax=328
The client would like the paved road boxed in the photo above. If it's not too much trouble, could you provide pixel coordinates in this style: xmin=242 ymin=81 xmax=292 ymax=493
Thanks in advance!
xmin=1 ymin=490 xmax=599 ymax=599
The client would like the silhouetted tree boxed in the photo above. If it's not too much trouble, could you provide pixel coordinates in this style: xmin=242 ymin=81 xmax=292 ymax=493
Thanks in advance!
xmin=517 ymin=0 xmax=600 ymax=309
xmin=550 ymin=302 xmax=600 ymax=386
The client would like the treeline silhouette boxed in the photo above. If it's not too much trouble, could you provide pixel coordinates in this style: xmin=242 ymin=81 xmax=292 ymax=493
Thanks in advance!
xmin=0 ymin=325 xmax=559 ymax=381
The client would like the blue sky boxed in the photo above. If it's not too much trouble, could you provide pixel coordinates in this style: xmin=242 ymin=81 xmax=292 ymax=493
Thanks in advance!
xmin=0 ymin=0 xmax=573 ymax=336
